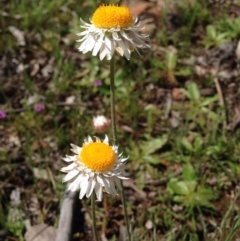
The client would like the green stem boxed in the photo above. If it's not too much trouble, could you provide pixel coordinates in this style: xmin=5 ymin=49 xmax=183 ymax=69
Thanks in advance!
xmin=110 ymin=58 xmax=117 ymax=144
xmin=120 ymin=184 xmax=131 ymax=241
xmin=91 ymin=194 xmax=99 ymax=241
xmin=109 ymin=57 xmax=131 ymax=241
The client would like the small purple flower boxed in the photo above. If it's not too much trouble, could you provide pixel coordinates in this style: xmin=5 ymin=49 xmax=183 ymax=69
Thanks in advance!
xmin=34 ymin=103 xmax=44 ymax=112
xmin=94 ymin=80 xmax=102 ymax=87
xmin=0 ymin=110 xmax=6 ymax=119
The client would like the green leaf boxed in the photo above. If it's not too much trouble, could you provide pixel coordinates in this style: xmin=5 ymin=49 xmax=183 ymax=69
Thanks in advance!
xmin=206 ymin=145 xmax=221 ymax=156
xmin=181 ymin=137 xmax=193 ymax=152
xmin=186 ymin=181 xmax=197 ymax=193
xmin=200 ymin=95 xmax=218 ymax=107
xmin=167 ymin=180 xmax=190 ymax=196
xmin=143 ymin=155 xmax=160 ymax=165
xmin=173 ymin=195 xmax=186 ymax=203
xmin=207 ymin=111 xmax=220 ymax=121
xmin=195 ymin=198 xmax=216 ymax=209
xmin=187 ymin=82 xmax=200 ymax=101
xmin=216 ymin=33 xmax=228 ymax=41
xmin=180 ymin=88 xmax=190 ymax=99
xmin=206 ymin=25 xmax=216 ymax=39
xmin=166 ymin=51 xmax=177 ymax=70
xmin=196 ymin=186 xmax=219 ymax=201
xmin=183 ymin=164 xmax=197 ymax=181
xmin=193 ymin=135 xmax=203 ymax=152
xmin=142 ymin=135 xmax=168 ymax=155
xmin=145 ymin=163 xmax=158 ymax=178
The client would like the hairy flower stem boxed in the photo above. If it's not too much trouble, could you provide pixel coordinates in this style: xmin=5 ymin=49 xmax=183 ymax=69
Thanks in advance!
xmin=110 ymin=58 xmax=117 ymax=144
xmin=110 ymin=57 xmax=131 ymax=241
xmin=91 ymin=194 xmax=99 ymax=241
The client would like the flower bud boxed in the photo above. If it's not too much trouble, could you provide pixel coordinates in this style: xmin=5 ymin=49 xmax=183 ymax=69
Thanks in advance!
xmin=92 ymin=115 xmax=111 ymax=133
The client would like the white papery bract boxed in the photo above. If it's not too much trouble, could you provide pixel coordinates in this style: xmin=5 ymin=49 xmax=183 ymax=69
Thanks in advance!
xmin=60 ymin=135 xmax=128 ymax=201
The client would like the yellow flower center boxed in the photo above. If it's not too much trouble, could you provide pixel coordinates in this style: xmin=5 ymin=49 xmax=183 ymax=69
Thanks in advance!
xmin=80 ymin=142 xmax=116 ymax=172
xmin=92 ymin=5 xmax=134 ymax=29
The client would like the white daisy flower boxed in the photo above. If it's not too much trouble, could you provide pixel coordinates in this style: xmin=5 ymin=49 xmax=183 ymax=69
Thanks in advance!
xmin=77 ymin=5 xmax=150 ymax=61
xmin=61 ymin=135 xmax=128 ymax=201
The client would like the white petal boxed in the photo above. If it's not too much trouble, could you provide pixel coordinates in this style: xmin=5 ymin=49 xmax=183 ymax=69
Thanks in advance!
xmin=109 ymin=178 xmax=117 ymax=195
xmin=79 ymin=35 xmax=92 ymax=52
xmin=112 ymin=32 xmax=121 ymax=41
xmin=106 ymin=53 xmax=111 ymax=60
xmin=79 ymin=176 xmax=89 ymax=199
xmin=95 ymin=182 xmax=103 ymax=201
xmin=118 ymin=175 xmax=129 ymax=180
xmin=80 ymin=35 xmax=95 ymax=53
xmin=86 ymin=36 xmax=96 ymax=52
xmin=76 ymin=30 xmax=91 ymax=37
xmin=87 ymin=136 xmax=93 ymax=143
xmin=131 ymin=31 xmax=150 ymax=47
xmin=62 ymin=155 xmax=75 ymax=162
xmin=112 ymin=146 xmax=118 ymax=152
xmin=60 ymin=163 xmax=77 ymax=172
xmin=119 ymin=171 xmax=129 ymax=178
xmin=99 ymin=176 xmax=111 ymax=194
xmin=80 ymin=18 xmax=88 ymax=25
xmin=113 ymin=177 xmax=121 ymax=190
xmin=92 ymin=34 xmax=104 ymax=56
xmin=120 ymin=157 xmax=129 ymax=162
xmin=92 ymin=40 xmax=102 ymax=56
xmin=99 ymin=36 xmax=114 ymax=60
xmin=79 ymin=175 xmax=89 ymax=189
xmin=115 ymin=46 xmax=124 ymax=57
xmin=105 ymin=36 xmax=115 ymax=58
xmin=63 ymin=169 xmax=79 ymax=182
xmin=86 ymin=179 xmax=96 ymax=198
xmin=116 ymin=39 xmax=130 ymax=60
xmin=70 ymin=144 xmax=81 ymax=154
xmin=99 ymin=46 xmax=109 ymax=61
xmin=68 ymin=174 xmax=82 ymax=192
xmin=120 ymin=30 xmax=133 ymax=42
xmin=96 ymin=174 xmax=104 ymax=186
xmin=103 ymin=135 xmax=109 ymax=144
